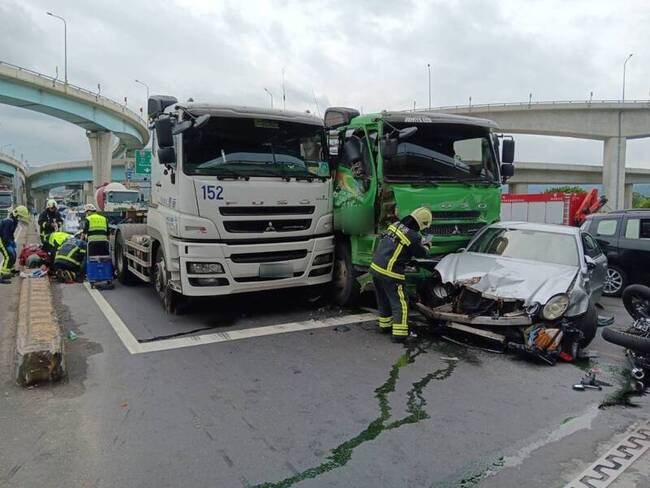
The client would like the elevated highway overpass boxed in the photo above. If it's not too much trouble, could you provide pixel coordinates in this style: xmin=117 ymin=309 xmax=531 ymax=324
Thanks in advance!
xmin=0 ymin=150 xmax=28 ymax=205
xmin=0 ymin=60 xmax=148 ymax=190
xmin=430 ymin=100 xmax=650 ymax=209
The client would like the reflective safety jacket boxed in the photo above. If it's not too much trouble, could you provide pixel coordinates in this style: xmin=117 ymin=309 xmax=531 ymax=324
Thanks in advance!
xmin=55 ymin=238 xmax=86 ymax=268
xmin=38 ymin=209 xmax=63 ymax=235
xmin=48 ymin=231 xmax=72 ymax=251
xmin=0 ymin=216 xmax=17 ymax=246
xmin=370 ymin=222 xmax=428 ymax=281
xmin=84 ymin=213 xmax=109 ymax=241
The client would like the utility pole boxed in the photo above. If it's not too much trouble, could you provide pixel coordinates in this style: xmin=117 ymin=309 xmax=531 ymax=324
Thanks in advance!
xmin=282 ymin=67 xmax=286 ymax=111
xmin=264 ymin=88 xmax=274 ymax=109
xmin=427 ymin=63 xmax=431 ymax=110
xmin=46 ymin=11 xmax=67 ymax=84
xmin=135 ymin=79 xmax=150 ymax=115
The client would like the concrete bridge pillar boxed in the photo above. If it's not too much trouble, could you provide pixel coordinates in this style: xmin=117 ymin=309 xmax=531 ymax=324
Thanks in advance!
xmin=508 ymin=183 xmax=529 ymax=194
xmin=602 ymin=136 xmax=627 ymax=210
xmin=624 ymin=183 xmax=634 ymax=209
xmin=82 ymin=182 xmax=94 ymax=204
xmin=87 ymin=131 xmax=113 ymax=190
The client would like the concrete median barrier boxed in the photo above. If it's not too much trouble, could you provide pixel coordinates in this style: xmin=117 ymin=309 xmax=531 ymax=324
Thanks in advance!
xmin=15 ymin=277 xmax=65 ymax=386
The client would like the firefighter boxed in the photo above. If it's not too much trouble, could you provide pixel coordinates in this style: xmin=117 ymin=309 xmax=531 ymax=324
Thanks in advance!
xmin=38 ymin=199 xmax=63 ymax=245
xmin=0 ymin=206 xmax=31 ymax=283
xmin=47 ymin=230 xmax=72 ymax=256
xmin=82 ymin=203 xmax=108 ymax=242
xmin=54 ymin=237 xmax=87 ymax=282
xmin=370 ymin=207 xmax=432 ymax=343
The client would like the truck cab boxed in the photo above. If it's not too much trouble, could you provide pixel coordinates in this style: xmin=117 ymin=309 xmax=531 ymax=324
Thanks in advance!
xmin=325 ymin=108 xmax=515 ymax=304
xmin=116 ymin=96 xmax=334 ymax=312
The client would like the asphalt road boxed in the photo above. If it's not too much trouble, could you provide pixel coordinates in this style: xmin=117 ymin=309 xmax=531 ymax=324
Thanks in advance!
xmin=1 ymin=280 xmax=649 ymax=488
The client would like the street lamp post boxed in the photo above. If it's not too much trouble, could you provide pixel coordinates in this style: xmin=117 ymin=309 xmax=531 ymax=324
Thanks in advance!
xmin=622 ymin=53 xmax=633 ymax=101
xmin=264 ymin=88 xmax=274 ymax=109
xmin=427 ymin=63 xmax=431 ymax=110
xmin=46 ymin=11 xmax=67 ymax=84
xmin=135 ymin=79 xmax=150 ymax=113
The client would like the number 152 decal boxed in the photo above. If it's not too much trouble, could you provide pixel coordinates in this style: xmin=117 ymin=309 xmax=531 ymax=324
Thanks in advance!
xmin=200 ymin=185 xmax=224 ymax=200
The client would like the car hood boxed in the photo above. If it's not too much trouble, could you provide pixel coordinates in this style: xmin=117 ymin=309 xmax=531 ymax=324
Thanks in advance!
xmin=436 ymin=252 xmax=578 ymax=306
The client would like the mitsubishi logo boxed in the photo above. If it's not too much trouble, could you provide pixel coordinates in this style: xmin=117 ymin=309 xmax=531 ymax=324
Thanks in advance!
xmin=265 ymin=221 xmax=276 ymax=232
xmin=451 ymin=225 xmax=461 ymax=235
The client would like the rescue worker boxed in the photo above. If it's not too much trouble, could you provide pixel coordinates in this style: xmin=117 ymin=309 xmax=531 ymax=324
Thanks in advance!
xmin=54 ymin=237 xmax=86 ymax=282
xmin=82 ymin=203 xmax=108 ymax=242
xmin=47 ymin=230 xmax=72 ymax=257
xmin=370 ymin=207 xmax=432 ymax=343
xmin=0 ymin=206 xmax=31 ymax=284
xmin=38 ymin=199 xmax=63 ymax=245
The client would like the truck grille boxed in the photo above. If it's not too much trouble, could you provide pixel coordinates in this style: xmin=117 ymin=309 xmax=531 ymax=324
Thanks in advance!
xmin=425 ymin=222 xmax=485 ymax=236
xmin=430 ymin=211 xmax=480 ymax=220
xmin=233 ymin=272 xmax=303 ymax=283
xmin=219 ymin=206 xmax=315 ymax=216
xmin=224 ymin=219 xmax=311 ymax=233
xmin=230 ymin=250 xmax=308 ymax=263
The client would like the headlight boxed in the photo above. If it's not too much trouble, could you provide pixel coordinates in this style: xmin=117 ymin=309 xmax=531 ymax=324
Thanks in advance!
xmin=187 ymin=262 xmax=224 ymax=274
xmin=542 ymin=294 xmax=570 ymax=320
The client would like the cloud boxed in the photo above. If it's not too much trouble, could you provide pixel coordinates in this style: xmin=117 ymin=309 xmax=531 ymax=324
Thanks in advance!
xmin=0 ymin=0 xmax=648 ymax=167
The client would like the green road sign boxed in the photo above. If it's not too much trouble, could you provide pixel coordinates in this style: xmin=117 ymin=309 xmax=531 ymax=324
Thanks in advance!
xmin=135 ymin=150 xmax=152 ymax=175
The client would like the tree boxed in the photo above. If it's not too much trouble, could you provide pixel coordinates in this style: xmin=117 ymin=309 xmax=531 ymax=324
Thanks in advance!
xmin=544 ymin=185 xmax=586 ymax=194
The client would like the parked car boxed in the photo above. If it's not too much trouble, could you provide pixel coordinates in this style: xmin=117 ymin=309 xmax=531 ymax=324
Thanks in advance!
xmin=416 ymin=221 xmax=607 ymax=361
xmin=581 ymin=209 xmax=650 ymax=297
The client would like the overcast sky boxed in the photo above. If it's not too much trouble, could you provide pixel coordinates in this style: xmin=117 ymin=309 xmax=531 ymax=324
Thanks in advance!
xmin=1 ymin=0 xmax=649 ymax=167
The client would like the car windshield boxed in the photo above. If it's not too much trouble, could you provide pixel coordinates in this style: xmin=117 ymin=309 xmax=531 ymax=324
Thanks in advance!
xmin=383 ymin=122 xmax=498 ymax=184
xmin=183 ymin=116 xmax=329 ymax=178
xmin=468 ymin=227 xmax=579 ymax=266
xmin=107 ymin=191 xmax=139 ymax=203
xmin=0 ymin=194 xmax=12 ymax=208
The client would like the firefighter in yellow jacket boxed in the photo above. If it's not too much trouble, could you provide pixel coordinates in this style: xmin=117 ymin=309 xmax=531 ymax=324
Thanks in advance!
xmin=82 ymin=204 xmax=109 ymax=242
xmin=370 ymin=207 xmax=432 ymax=343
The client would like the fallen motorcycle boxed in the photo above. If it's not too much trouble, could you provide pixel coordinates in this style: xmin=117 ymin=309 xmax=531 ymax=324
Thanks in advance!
xmin=601 ymin=284 xmax=650 ymax=392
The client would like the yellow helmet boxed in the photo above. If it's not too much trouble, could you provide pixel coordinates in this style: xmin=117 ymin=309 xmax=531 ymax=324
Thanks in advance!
xmin=47 ymin=199 xmax=58 ymax=209
xmin=410 ymin=207 xmax=432 ymax=230
xmin=12 ymin=205 xmax=30 ymax=223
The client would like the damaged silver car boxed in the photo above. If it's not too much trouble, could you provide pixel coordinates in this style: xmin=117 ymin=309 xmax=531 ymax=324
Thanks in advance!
xmin=417 ymin=222 xmax=607 ymax=363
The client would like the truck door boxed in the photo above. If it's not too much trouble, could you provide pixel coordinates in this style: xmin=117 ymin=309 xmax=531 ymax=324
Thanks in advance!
xmin=619 ymin=216 xmax=650 ymax=285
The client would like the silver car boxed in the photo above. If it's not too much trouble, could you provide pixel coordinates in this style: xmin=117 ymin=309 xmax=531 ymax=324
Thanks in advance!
xmin=417 ymin=221 xmax=607 ymax=359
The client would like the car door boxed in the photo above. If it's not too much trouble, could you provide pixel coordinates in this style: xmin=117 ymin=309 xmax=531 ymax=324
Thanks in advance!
xmin=581 ymin=232 xmax=607 ymax=301
xmin=618 ymin=216 xmax=650 ymax=285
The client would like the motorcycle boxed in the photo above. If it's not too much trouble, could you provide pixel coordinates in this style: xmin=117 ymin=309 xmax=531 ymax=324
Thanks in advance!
xmin=602 ymin=284 xmax=650 ymax=392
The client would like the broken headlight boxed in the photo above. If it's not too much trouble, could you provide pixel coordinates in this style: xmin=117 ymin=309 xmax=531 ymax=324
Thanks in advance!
xmin=542 ymin=294 xmax=570 ymax=321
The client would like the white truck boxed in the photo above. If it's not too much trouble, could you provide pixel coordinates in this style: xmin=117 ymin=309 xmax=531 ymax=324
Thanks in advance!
xmin=114 ymin=97 xmax=334 ymax=313
xmin=95 ymin=182 xmax=146 ymax=213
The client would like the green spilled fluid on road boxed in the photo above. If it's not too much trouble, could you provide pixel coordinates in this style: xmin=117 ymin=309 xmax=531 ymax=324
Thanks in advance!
xmin=250 ymin=341 xmax=457 ymax=488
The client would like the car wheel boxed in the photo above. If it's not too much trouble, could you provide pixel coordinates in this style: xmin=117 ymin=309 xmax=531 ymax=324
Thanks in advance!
xmin=331 ymin=239 xmax=360 ymax=306
xmin=573 ymin=303 xmax=598 ymax=349
xmin=153 ymin=247 xmax=186 ymax=315
xmin=603 ymin=265 xmax=627 ymax=297
xmin=622 ymin=284 xmax=650 ymax=321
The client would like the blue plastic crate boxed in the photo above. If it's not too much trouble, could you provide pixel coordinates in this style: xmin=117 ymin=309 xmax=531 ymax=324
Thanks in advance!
xmin=87 ymin=257 xmax=113 ymax=282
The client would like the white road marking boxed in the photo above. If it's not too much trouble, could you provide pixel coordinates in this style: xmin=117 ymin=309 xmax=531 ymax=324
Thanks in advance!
xmin=83 ymin=282 xmax=377 ymax=355
xmin=83 ymin=282 xmax=143 ymax=354
xmin=565 ymin=419 xmax=650 ymax=488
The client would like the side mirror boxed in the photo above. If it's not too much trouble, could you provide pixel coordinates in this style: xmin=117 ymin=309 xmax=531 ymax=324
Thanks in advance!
xmin=194 ymin=114 xmax=211 ymax=129
xmin=398 ymin=126 xmax=418 ymax=140
xmin=342 ymin=136 xmax=363 ymax=166
xmin=584 ymin=255 xmax=596 ymax=270
xmin=324 ymin=107 xmax=360 ymax=128
xmin=155 ymin=116 xmax=174 ymax=148
xmin=380 ymin=138 xmax=398 ymax=160
xmin=500 ymin=163 xmax=514 ymax=180
xmin=158 ymin=146 xmax=176 ymax=166
xmin=501 ymin=138 xmax=515 ymax=163
xmin=148 ymin=95 xmax=178 ymax=119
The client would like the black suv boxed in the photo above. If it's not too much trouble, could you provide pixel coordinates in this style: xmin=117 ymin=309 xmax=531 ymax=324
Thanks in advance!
xmin=582 ymin=209 xmax=650 ymax=296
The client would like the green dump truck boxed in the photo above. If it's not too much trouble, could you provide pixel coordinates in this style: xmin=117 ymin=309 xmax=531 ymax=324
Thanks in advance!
xmin=325 ymin=108 xmax=515 ymax=305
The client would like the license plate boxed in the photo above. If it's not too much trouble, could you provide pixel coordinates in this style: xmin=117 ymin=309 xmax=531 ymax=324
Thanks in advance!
xmin=259 ymin=262 xmax=293 ymax=278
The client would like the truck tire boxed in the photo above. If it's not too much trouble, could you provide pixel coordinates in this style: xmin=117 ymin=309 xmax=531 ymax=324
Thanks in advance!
xmin=153 ymin=246 xmax=186 ymax=315
xmin=622 ymin=284 xmax=650 ymax=320
xmin=603 ymin=265 xmax=627 ymax=297
xmin=114 ymin=231 xmax=135 ymax=285
xmin=332 ymin=239 xmax=360 ymax=306
xmin=573 ymin=303 xmax=598 ymax=349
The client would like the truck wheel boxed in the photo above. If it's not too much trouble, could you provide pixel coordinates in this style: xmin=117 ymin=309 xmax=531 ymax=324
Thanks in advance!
xmin=603 ymin=265 xmax=627 ymax=297
xmin=115 ymin=232 xmax=135 ymax=285
xmin=153 ymin=247 xmax=186 ymax=315
xmin=332 ymin=239 xmax=360 ymax=306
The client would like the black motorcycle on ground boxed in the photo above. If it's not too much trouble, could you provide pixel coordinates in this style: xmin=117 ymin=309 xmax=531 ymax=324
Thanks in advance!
xmin=602 ymin=284 xmax=650 ymax=392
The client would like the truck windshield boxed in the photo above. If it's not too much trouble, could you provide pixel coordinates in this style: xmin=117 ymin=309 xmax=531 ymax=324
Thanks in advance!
xmin=183 ymin=117 xmax=329 ymax=178
xmin=0 ymin=194 xmax=12 ymax=208
xmin=468 ymin=227 xmax=579 ymax=267
xmin=107 ymin=191 xmax=139 ymax=203
xmin=383 ymin=123 xmax=498 ymax=184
